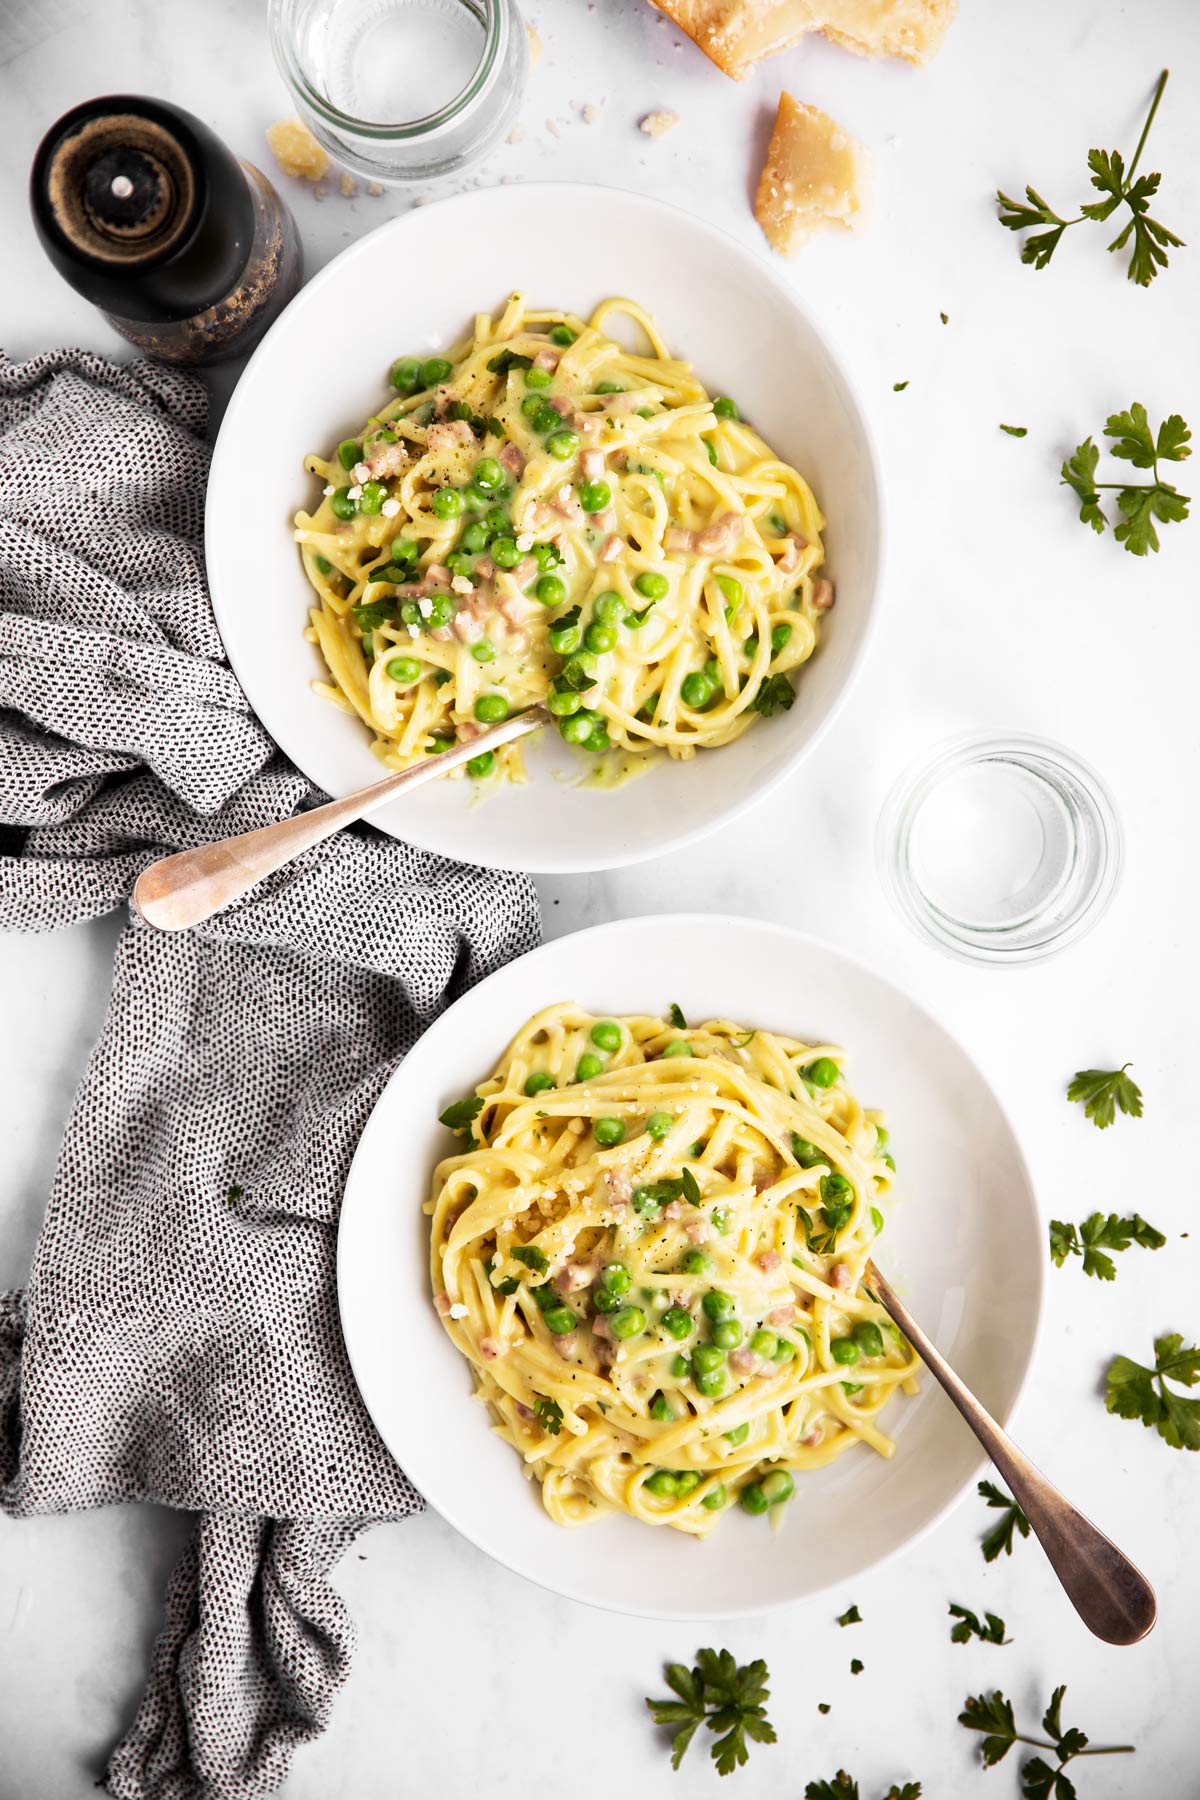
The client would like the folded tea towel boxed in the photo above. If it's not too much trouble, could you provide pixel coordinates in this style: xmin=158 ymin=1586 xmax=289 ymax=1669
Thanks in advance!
xmin=0 ymin=348 xmax=541 ymax=1800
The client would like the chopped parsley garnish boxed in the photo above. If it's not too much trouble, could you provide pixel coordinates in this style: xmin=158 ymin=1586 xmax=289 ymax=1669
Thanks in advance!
xmin=978 ymin=1479 xmax=1030 ymax=1562
xmin=949 ymin=1603 xmax=1010 ymax=1645
xmin=999 ymin=424 xmax=1028 ymax=437
xmin=510 ymin=1244 xmax=548 ymax=1274
xmin=531 ymin=1394 xmax=563 ymax=1435
xmin=750 ymin=673 xmax=795 ymax=718
xmin=668 ymin=1002 xmax=688 ymax=1028
xmin=1106 ymin=1332 xmax=1200 ymax=1450
xmin=836 ymin=1604 xmax=861 ymax=1627
xmin=438 ymin=1095 xmax=483 ymax=1134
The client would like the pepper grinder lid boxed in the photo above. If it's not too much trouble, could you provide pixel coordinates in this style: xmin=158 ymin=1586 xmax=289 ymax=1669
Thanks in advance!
xmin=30 ymin=95 xmax=255 ymax=324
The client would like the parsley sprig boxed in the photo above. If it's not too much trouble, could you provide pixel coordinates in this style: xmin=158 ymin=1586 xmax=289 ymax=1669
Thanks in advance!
xmin=959 ymin=1687 xmax=1134 ymax=1795
xmin=1049 ymin=1212 xmax=1164 ymax=1279
xmin=1062 ymin=409 xmax=1190 ymax=555
xmin=751 ymin=673 xmax=795 ymax=718
xmin=1067 ymin=1063 xmax=1143 ymax=1127
xmin=806 ymin=1779 xmax=921 ymax=1800
xmin=1106 ymin=1332 xmax=1200 ymax=1451
xmin=978 ymin=1479 xmax=1030 ymax=1563
xmin=949 ymin=1603 xmax=1010 ymax=1646
xmin=646 ymin=1649 xmax=776 ymax=1777
xmin=998 ymin=69 xmax=1183 ymax=285
xmin=531 ymin=1394 xmax=563 ymax=1436
xmin=438 ymin=1094 xmax=483 ymax=1134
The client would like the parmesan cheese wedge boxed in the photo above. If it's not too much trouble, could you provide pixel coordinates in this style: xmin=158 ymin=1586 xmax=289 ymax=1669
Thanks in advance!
xmin=754 ymin=93 xmax=871 ymax=256
xmin=651 ymin=0 xmax=956 ymax=78
xmin=266 ymin=116 xmax=331 ymax=183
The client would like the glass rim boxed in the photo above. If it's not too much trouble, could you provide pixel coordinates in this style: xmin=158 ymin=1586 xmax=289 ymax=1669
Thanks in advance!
xmin=876 ymin=730 xmax=1123 ymax=966
xmin=268 ymin=0 xmax=504 ymax=140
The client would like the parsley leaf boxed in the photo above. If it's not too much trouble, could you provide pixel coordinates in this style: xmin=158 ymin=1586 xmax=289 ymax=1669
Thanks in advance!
xmin=806 ymin=1778 xmax=858 ymax=1800
xmin=997 ymin=70 xmax=1182 ymax=285
xmin=438 ymin=1094 xmax=483 ymax=1134
xmin=510 ymin=1244 xmax=548 ymax=1274
xmin=960 ymin=1687 xmax=1133 ymax=1791
xmin=849 ymin=1659 xmax=864 ymax=1675
xmin=949 ymin=1603 xmax=1010 ymax=1645
xmin=352 ymin=597 xmax=396 ymax=632
xmin=959 ymin=1691 xmax=1019 ymax=1766
xmin=681 ymin=1166 xmax=702 ymax=1207
xmin=750 ymin=673 xmax=795 ymax=718
xmin=1000 ymin=424 xmax=1028 ymax=437
xmin=893 ymin=381 xmax=909 ymax=392
xmin=1048 ymin=1212 xmax=1165 ymax=1279
xmin=1067 ymin=1063 xmax=1144 ymax=1126
xmin=531 ymin=1394 xmax=563 ymax=1435
xmin=1062 ymin=410 xmax=1190 ymax=555
xmin=1106 ymin=1331 xmax=1200 ymax=1450
xmin=647 ymin=1648 xmax=776 ymax=1777
xmin=886 ymin=1788 xmax=922 ymax=1800
xmin=668 ymin=1002 xmax=688 ymax=1028
xmin=836 ymin=1603 xmax=861 ymax=1627
xmin=978 ymin=1479 xmax=1031 ymax=1563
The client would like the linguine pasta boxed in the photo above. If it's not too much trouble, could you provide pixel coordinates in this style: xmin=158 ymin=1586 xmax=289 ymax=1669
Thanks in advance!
xmin=427 ymin=1005 xmax=917 ymax=1536
xmin=294 ymin=294 xmax=831 ymax=783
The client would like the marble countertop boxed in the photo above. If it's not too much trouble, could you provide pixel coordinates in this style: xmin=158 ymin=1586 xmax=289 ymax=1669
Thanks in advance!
xmin=2 ymin=0 xmax=1199 ymax=1794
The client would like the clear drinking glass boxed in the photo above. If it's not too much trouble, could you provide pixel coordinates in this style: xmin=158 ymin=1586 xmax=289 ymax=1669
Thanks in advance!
xmin=269 ymin=0 xmax=528 ymax=184
xmin=878 ymin=733 xmax=1123 ymax=965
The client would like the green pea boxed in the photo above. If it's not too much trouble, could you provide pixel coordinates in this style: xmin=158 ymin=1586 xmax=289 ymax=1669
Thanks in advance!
xmin=749 ymin=1329 xmax=777 ymax=1359
xmin=576 ymin=1052 xmax=604 ymax=1082
xmin=582 ymin=725 xmax=610 ymax=755
xmin=691 ymin=1344 xmax=725 ymax=1374
xmin=771 ymin=1337 xmax=797 ymax=1363
xmin=649 ymin=1391 xmax=675 ymax=1423
xmin=532 ymin=403 xmax=561 ymax=435
xmin=724 ymin=1421 xmax=750 ymax=1447
xmin=791 ymin=1135 xmax=825 ymax=1168
xmin=548 ymin=625 xmax=581 ymax=660
xmin=329 ymin=489 xmax=357 ymax=520
xmin=671 ymin=1353 xmax=691 ymax=1378
xmin=391 ymin=536 xmax=420 ymax=565
xmin=314 ymin=555 xmax=333 ymax=575
xmin=421 ymin=356 xmax=453 ymax=386
xmin=842 ymin=1381 xmax=864 ymax=1396
xmin=740 ymin=1481 xmax=768 ymax=1515
xmin=674 ymin=1470 xmax=702 ymax=1497
xmin=594 ymin=1117 xmax=624 ymax=1147
xmin=742 ymin=634 xmax=759 ymax=657
xmin=820 ymin=1172 xmax=853 ymax=1207
xmin=634 ymin=571 xmax=669 ymax=601
xmin=701 ymin=1482 xmax=727 ymax=1510
xmin=524 ymin=1071 xmax=555 ymax=1096
xmin=490 ymin=536 xmax=520 ymax=570
xmin=646 ymin=1111 xmax=674 ymax=1141
xmin=547 ymin=323 xmax=575 ymax=347
xmin=806 ymin=1056 xmax=840 ymax=1088
xmin=337 ymin=438 xmax=362 ymax=471
xmin=771 ymin=622 xmax=793 ymax=656
xmin=661 ymin=1040 xmax=692 ymax=1059
xmin=524 ymin=367 xmax=553 ymax=390
xmin=445 ymin=551 xmax=474 ymax=581
xmin=532 ymin=541 xmax=562 ymax=571
xmin=560 ymin=714 xmax=595 ymax=745
xmin=881 ymin=1151 xmax=896 ymax=1171
xmin=462 ymin=483 xmax=492 ymax=512
xmin=662 ymin=1306 xmax=694 ymax=1340
xmin=853 ymin=1320 xmax=885 ymax=1358
xmin=874 ymin=1124 xmax=890 ymax=1150
xmin=705 ymin=439 xmax=719 ymax=466
xmin=681 ymin=1250 xmax=713 ymax=1276
xmin=474 ymin=456 xmax=504 ymax=492
xmin=711 ymin=1207 xmax=730 ymax=1235
xmin=431 ymin=487 xmax=463 ymax=520
xmin=760 ymin=1469 xmax=794 ymax=1506
xmin=543 ymin=1306 xmax=578 ymax=1335
xmin=547 ymin=689 xmax=581 ymax=717
xmin=358 ymin=481 xmax=386 ymax=515
xmin=611 ymin=1305 xmax=646 ymax=1340
xmin=385 ymin=656 xmax=421 ymax=684
xmin=592 ymin=1284 xmax=619 ymax=1314
xmin=473 ymin=693 xmax=508 ymax=724
xmin=712 ymin=396 xmax=739 ymax=421
xmin=870 ymin=1207 xmax=885 ymax=1235
xmin=712 ymin=1319 xmax=743 ymax=1350
xmin=701 ymin=1290 xmax=734 ymax=1322
xmin=694 ymin=1366 xmax=728 ymax=1398
xmin=830 ymin=1336 xmax=860 ymax=1366
xmin=583 ymin=621 xmax=615 ymax=654
xmin=681 ymin=671 xmax=714 ymax=709
xmin=644 ymin=1468 xmax=678 ymax=1497
xmin=390 ymin=356 xmax=421 ymax=391
xmin=470 ymin=641 xmax=497 ymax=665
xmin=537 ymin=574 xmax=567 ymax=608
xmin=580 ymin=480 xmax=612 ymax=513
xmin=715 ymin=573 xmax=743 ymax=608
xmin=590 ymin=1021 xmax=622 ymax=1053
xmin=427 ymin=595 xmax=457 ymax=629
xmin=546 ymin=430 xmax=580 ymax=460
xmin=599 ymin=1263 xmax=630 ymax=1296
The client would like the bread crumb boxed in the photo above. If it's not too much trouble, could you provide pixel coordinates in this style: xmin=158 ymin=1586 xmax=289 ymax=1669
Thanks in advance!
xmin=339 ymin=172 xmax=357 ymax=198
xmin=312 ymin=180 xmax=329 ymax=203
xmin=507 ymin=125 xmax=526 ymax=144
xmin=753 ymin=91 xmax=870 ymax=255
xmin=266 ymin=116 xmax=330 ymax=182
xmin=526 ymin=20 xmax=543 ymax=65
xmin=639 ymin=110 xmax=679 ymax=139
xmin=367 ymin=182 xmax=384 ymax=197
xmin=653 ymin=0 xmax=957 ymax=79
xmin=581 ymin=102 xmax=600 ymax=124
xmin=546 ymin=117 xmax=562 ymax=137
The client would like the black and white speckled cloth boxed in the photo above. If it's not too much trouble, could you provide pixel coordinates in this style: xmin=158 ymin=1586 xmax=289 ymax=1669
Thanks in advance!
xmin=0 ymin=349 xmax=541 ymax=1799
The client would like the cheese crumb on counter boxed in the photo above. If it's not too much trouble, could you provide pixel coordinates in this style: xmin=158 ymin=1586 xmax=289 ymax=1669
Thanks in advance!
xmin=266 ymin=115 xmax=331 ymax=181
xmin=526 ymin=20 xmax=543 ymax=65
xmin=639 ymin=109 xmax=680 ymax=139
xmin=649 ymin=0 xmax=957 ymax=78
xmin=754 ymin=91 xmax=870 ymax=255
xmin=340 ymin=172 xmax=358 ymax=198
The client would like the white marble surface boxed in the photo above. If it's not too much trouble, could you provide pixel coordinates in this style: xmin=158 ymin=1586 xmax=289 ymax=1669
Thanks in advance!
xmin=2 ymin=1 xmax=1199 ymax=1794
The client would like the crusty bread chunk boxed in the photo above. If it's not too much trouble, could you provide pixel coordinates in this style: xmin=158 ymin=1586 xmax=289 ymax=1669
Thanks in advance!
xmin=754 ymin=92 xmax=870 ymax=255
xmin=652 ymin=0 xmax=956 ymax=77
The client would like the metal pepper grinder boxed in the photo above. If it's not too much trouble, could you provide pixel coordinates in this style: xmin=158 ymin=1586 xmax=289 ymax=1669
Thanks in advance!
xmin=30 ymin=94 xmax=302 ymax=366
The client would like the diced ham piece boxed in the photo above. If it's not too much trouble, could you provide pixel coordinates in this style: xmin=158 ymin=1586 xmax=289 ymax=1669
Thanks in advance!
xmin=480 ymin=1337 xmax=501 ymax=1361
xmin=474 ymin=556 xmax=495 ymax=582
xmin=830 ymin=1261 xmax=853 ymax=1290
xmin=756 ymin=1249 xmax=783 ymax=1273
xmin=554 ymin=1259 xmax=597 ymax=1295
xmin=456 ymin=720 xmax=486 ymax=742
xmin=551 ymin=485 xmax=582 ymax=523
xmin=810 ymin=578 xmax=836 ymax=612
xmin=580 ymin=449 xmax=605 ymax=481
xmin=544 ymin=395 xmax=572 ymax=419
xmin=500 ymin=442 xmax=526 ymax=479
xmin=573 ymin=412 xmax=603 ymax=440
xmin=663 ymin=1200 xmax=683 ymax=1221
xmin=604 ymin=1169 xmax=631 ymax=1210
xmin=452 ymin=610 xmax=484 ymax=644
xmin=591 ymin=1314 xmax=614 ymax=1342
xmin=426 ymin=419 xmax=475 ymax=455
xmin=434 ymin=1290 xmax=452 ymax=1316
xmin=598 ymin=534 xmax=623 ymax=564
xmin=554 ymin=1332 xmax=579 ymax=1360
xmin=664 ymin=526 xmax=697 ymax=554
xmin=533 ymin=348 xmax=560 ymax=371
xmin=592 ymin=508 xmax=617 ymax=537
xmin=729 ymin=1349 xmax=759 ymax=1376
xmin=768 ymin=1304 xmax=796 ymax=1327
xmin=685 ymin=1218 xmax=711 ymax=1246
xmin=363 ymin=441 xmax=409 ymax=480
xmin=427 ymin=563 xmax=451 ymax=584
xmin=429 ymin=626 xmax=453 ymax=642
xmin=697 ymin=510 xmax=743 ymax=555
xmin=777 ymin=531 xmax=808 ymax=573
xmin=514 ymin=1400 xmax=534 ymax=1421
xmin=801 ymin=1424 xmax=824 ymax=1447
xmin=499 ymin=588 xmax=536 ymax=625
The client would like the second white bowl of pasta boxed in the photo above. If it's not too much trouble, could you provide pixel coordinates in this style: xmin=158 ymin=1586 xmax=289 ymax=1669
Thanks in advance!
xmin=206 ymin=185 xmax=883 ymax=872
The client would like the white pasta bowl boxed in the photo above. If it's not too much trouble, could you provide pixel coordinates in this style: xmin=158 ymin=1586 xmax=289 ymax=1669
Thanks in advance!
xmin=206 ymin=184 xmax=883 ymax=873
xmin=338 ymin=916 xmax=1044 ymax=1618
